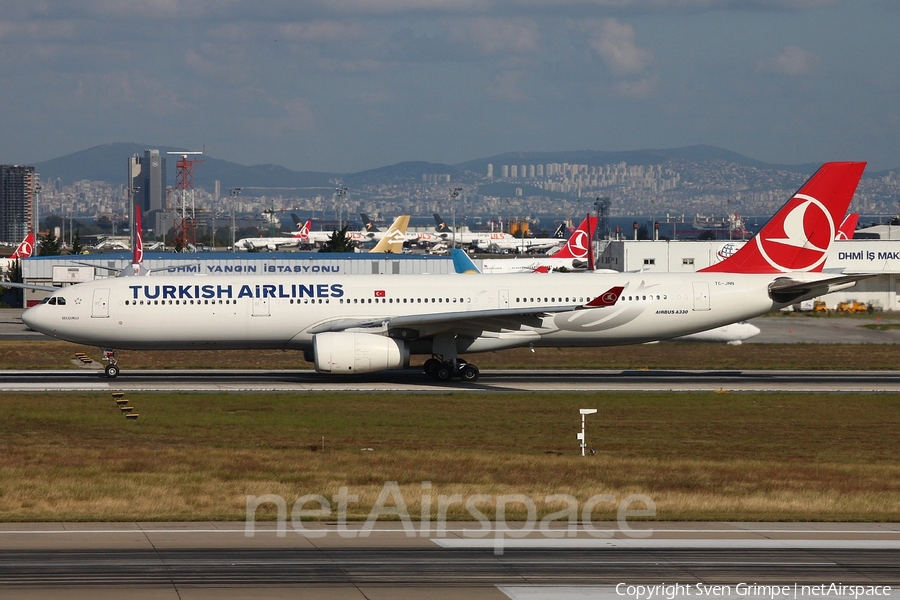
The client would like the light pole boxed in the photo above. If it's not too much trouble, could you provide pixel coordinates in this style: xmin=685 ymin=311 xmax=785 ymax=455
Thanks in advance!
xmin=127 ymin=186 xmax=139 ymax=251
xmin=448 ymin=187 xmax=462 ymax=249
xmin=33 ymin=182 xmax=41 ymax=241
xmin=334 ymin=186 xmax=348 ymax=227
xmin=229 ymin=187 xmax=242 ymax=249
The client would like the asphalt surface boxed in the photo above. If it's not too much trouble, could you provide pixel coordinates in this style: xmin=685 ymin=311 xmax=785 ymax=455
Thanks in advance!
xmin=0 ymin=523 xmax=897 ymax=597
xmin=5 ymin=367 xmax=900 ymax=392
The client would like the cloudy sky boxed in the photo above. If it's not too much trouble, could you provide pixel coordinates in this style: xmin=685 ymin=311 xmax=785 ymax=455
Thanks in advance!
xmin=1 ymin=1 xmax=898 ymax=173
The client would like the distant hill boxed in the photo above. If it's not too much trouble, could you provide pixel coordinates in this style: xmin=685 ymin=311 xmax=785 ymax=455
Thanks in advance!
xmin=34 ymin=143 xmax=339 ymax=190
xmin=456 ymin=145 xmax=819 ymax=174
xmin=33 ymin=142 xmax=859 ymax=191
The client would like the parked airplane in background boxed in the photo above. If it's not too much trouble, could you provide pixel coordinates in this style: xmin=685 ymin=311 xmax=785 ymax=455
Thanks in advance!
xmin=473 ymin=224 xmax=565 ymax=254
xmin=837 ymin=213 xmax=859 ymax=240
xmin=478 ymin=216 xmax=598 ymax=273
xmin=1 ymin=232 xmax=35 ymax=275
xmin=368 ymin=215 xmax=410 ymax=254
xmin=233 ymin=233 xmax=302 ymax=252
xmin=76 ymin=208 xmax=175 ymax=277
xmin=22 ymin=162 xmax=867 ymax=381
xmin=290 ymin=217 xmax=332 ymax=247
xmin=432 ymin=214 xmax=515 ymax=248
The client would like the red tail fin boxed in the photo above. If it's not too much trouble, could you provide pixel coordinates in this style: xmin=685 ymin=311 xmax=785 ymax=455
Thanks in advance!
xmin=552 ymin=215 xmax=597 ymax=260
xmin=836 ymin=213 xmax=859 ymax=240
xmin=132 ymin=206 xmax=144 ymax=268
xmin=700 ymin=162 xmax=865 ymax=274
xmin=9 ymin=232 xmax=35 ymax=259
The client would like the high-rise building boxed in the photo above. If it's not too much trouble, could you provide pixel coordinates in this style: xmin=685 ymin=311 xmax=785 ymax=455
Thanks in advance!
xmin=128 ymin=149 xmax=167 ymax=214
xmin=0 ymin=165 xmax=36 ymax=244
xmin=487 ymin=164 xmax=493 ymax=179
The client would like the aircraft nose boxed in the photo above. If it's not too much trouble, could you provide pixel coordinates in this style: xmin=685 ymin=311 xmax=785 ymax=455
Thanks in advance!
xmin=21 ymin=305 xmax=40 ymax=331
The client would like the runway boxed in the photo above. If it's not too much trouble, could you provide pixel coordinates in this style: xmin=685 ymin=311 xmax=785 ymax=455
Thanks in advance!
xmin=3 ymin=368 xmax=900 ymax=392
xmin=0 ymin=523 xmax=898 ymax=598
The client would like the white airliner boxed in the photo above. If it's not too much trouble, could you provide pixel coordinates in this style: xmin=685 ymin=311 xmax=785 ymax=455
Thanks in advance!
xmin=432 ymin=214 xmax=518 ymax=248
xmin=233 ymin=234 xmax=302 ymax=252
xmin=479 ymin=216 xmax=598 ymax=273
xmin=22 ymin=162 xmax=867 ymax=381
xmin=289 ymin=216 xmax=332 ymax=247
xmin=473 ymin=228 xmax=565 ymax=254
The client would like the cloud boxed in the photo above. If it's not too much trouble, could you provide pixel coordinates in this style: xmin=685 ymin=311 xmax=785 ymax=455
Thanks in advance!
xmin=586 ymin=18 xmax=653 ymax=76
xmin=757 ymin=45 xmax=819 ymax=76
xmin=485 ymin=69 xmax=527 ymax=102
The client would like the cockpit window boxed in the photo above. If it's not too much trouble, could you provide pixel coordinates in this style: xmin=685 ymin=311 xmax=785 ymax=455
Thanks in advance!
xmin=41 ymin=296 xmax=66 ymax=306
xmin=57 ymin=297 xmax=66 ymax=306
xmin=40 ymin=297 xmax=51 ymax=304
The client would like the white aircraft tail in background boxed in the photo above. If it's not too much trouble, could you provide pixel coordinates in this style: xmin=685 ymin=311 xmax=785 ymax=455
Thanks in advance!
xmin=370 ymin=216 xmax=410 ymax=254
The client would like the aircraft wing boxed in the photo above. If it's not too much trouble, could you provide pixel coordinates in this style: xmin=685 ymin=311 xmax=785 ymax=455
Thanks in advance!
xmin=0 ymin=281 xmax=58 ymax=292
xmin=305 ymin=303 xmax=582 ymax=337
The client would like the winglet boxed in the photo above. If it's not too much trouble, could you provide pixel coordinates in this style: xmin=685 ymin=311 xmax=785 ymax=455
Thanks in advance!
xmin=700 ymin=162 xmax=865 ymax=274
xmin=584 ymin=286 xmax=624 ymax=308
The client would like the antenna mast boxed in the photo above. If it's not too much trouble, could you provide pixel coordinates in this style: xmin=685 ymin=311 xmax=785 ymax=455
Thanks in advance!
xmin=167 ymin=151 xmax=204 ymax=251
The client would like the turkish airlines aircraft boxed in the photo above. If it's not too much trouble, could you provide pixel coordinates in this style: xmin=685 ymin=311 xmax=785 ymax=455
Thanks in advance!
xmin=480 ymin=216 xmax=598 ymax=273
xmin=233 ymin=234 xmax=302 ymax=251
xmin=290 ymin=219 xmax=332 ymax=247
xmin=1 ymin=232 xmax=36 ymax=275
xmin=22 ymin=162 xmax=867 ymax=381
xmin=836 ymin=213 xmax=859 ymax=240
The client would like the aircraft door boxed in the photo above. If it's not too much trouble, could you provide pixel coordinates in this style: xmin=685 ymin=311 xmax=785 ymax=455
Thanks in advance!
xmin=692 ymin=282 xmax=710 ymax=311
xmin=252 ymin=296 xmax=270 ymax=317
xmin=499 ymin=289 xmax=509 ymax=309
xmin=92 ymin=288 xmax=110 ymax=318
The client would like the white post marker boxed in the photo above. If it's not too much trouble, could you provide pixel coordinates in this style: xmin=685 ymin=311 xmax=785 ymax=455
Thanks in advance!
xmin=578 ymin=408 xmax=597 ymax=456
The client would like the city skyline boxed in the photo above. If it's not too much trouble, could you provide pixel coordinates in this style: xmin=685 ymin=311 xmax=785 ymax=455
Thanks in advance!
xmin=0 ymin=2 xmax=898 ymax=175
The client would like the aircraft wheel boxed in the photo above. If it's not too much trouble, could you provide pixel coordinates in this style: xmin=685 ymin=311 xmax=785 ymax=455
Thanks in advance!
xmin=423 ymin=358 xmax=441 ymax=378
xmin=460 ymin=364 xmax=480 ymax=382
xmin=105 ymin=364 xmax=120 ymax=378
xmin=436 ymin=365 xmax=453 ymax=381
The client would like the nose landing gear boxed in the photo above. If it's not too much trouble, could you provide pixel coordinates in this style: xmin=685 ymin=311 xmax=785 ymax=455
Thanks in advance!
xmin=102 ymin=348 xmax=120 ymax=378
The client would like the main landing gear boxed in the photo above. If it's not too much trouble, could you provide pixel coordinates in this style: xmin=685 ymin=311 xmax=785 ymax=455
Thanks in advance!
xmin=102 ymin=348 xmax=120 ymax=378
xmin=423 ymin=357 xmax=480 ymax=382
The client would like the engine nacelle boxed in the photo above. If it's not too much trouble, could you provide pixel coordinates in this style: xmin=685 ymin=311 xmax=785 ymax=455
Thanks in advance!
xmin=313 ymin=332 xmax=409 ymax=374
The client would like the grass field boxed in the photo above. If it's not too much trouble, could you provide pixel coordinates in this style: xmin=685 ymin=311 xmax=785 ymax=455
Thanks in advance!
xmin=4 ymin=339 xmax=900 ymax=371
xmin=0 ymin=391 xmax=898 ymax=522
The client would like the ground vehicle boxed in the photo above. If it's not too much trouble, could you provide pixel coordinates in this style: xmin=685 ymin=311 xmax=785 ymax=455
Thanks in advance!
xmin=836 ymin=300 xmax=868 ymax=313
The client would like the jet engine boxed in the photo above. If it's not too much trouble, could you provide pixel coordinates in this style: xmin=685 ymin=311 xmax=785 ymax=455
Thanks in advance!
xmin=313 ymin=332 xmax=409 ymax=374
